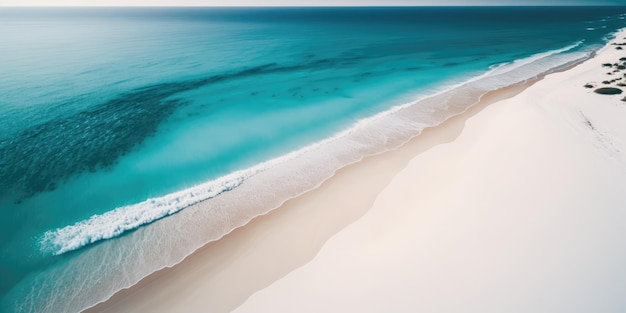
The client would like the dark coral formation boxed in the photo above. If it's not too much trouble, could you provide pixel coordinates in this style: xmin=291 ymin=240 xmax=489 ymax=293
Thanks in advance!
xmin=0 ymin=86 xmax=186 ymax=201
xmin=0 ymin=58 xmax=360 ymax=201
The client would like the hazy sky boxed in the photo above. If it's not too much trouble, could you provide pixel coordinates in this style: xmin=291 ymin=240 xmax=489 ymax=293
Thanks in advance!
xmin=0 ymin=0 xmax=624 ymax=6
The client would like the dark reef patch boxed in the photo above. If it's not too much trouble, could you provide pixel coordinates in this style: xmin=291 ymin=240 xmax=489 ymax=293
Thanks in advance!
xmin=0 ymin=86 xmax=187 ymax=202
xmin=0 ymin=58 xmax=352 ymax=201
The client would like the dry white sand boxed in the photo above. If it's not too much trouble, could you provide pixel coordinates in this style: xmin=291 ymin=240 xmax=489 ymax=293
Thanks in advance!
xmin=233 ymin=31 xmax=626 ymax=313
xmin=86 ymin=31 xmax=626 ymax=313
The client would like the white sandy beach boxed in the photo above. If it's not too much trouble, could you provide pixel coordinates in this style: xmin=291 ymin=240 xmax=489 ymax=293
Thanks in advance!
xmin=87 ymin=30 xmax=626 ymax=313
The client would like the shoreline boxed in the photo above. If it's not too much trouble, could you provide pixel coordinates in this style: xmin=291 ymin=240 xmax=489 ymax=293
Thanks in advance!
xmin=83 ymin=48 xmax=586 ymax=313
xmin=231 ymin=28 xmax=626 ymax=312
xmin=42 ymin=42 xmax=589 ymax=257
xmin=71 ymin=42 xmax=595 ymax=313
xmin=82 ymin=27 xmax=626 ymax=312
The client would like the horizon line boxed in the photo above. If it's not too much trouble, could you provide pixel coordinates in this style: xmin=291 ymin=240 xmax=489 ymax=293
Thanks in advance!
xmin=1 ymin=4 xmax=625 ymax=7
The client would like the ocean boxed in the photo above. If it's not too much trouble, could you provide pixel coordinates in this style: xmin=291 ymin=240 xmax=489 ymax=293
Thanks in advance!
xmin=1 ymin=6 xmax=625 ymax=312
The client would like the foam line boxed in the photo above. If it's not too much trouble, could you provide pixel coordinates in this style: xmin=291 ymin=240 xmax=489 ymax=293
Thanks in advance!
xmin=40 ymin=41 xmax=594 ymax=256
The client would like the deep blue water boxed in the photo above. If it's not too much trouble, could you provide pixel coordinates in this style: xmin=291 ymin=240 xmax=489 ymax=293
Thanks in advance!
xmin=1 ymin=6 xmax=626 ymax=312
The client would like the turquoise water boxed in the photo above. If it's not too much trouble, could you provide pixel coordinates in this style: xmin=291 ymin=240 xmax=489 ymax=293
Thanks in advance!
xmin=1 ymin=6 xmax=626 ymax=312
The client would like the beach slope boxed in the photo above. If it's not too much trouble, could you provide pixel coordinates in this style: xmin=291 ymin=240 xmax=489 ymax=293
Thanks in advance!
xmin=233 ymin=31 xmax=626 ymax=313
xmin=87 ymin=30 xmax=626 ymax=313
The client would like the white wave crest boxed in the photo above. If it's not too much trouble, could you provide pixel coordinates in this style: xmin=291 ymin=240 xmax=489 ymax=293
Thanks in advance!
xmin=41 ymin=173 xmax=248 ymax=255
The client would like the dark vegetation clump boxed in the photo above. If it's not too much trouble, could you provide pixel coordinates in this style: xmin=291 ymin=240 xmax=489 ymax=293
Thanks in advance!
xmin=595 ymin=87 xmax=623 ymax=95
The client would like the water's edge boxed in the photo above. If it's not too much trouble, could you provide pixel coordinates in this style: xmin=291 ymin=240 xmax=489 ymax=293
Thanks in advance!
xmin=78 ymin=39 xmax=604 ymax=313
